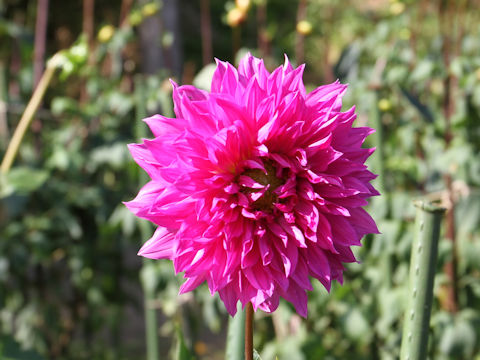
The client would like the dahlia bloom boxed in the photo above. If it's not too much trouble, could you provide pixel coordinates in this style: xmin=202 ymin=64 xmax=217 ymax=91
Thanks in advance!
xmin=125 ymin=53 xmax=379 ymax=317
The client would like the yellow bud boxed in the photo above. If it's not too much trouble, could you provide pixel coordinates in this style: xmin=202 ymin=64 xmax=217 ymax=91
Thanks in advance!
xmin=378 ymin=98 xmax=392 ymax=112
xmin=297 ymin=20 xmax=313 ymax=35
xmin=390 ymin=2 xmax=405 ymax=15
xmin=475 ymin=68 xmax=480 ymax=81
xmin=129 ymin=11 xmax=143 ymax=26
xmin=97 ymin=25 xmax=115 ymax=43
xmin=142 ymin=2 xmax=160 ymax=17
xmin=430 ymin=79 xmax=443 ymax=95
xmin=227 ymin=7 xmax=246 ymax=27
xmin=236 ymin=0 xmax=251 ymax=11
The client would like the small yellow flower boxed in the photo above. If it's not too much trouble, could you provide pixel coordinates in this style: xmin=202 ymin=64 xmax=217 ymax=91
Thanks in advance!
xmin=378 ymin=98 xmax=392 ymax=112
xmin=390 ymin=2 xmax=405 ymax=15
xmin=430 ymin=79 xmax=443 ymax=95
xmin=142 ymin=2 xmax=160 ymax=17
xmin=129 ymin=10 xmax=143 ymax=26
xmin=236 ymin=0 xmax=251 ymax=11
xmin=297 ymin=20 xmax=313 ymax=35
xmin=97 ymin=25 xmax=115 ymax=43
xmin=475 ymin=68 xmax=480 ymax=81
xmin=227 ymin=7 xmax=246 ymax=27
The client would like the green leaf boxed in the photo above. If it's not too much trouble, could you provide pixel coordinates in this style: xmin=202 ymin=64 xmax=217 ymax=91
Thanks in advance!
xmin=342 ymin=308 xmax=370 ymax=343
xmin=50 ymin=97 xmax=79 ymax=116
xmin=89 ymin=143 xmax=129 ymax=170
xmin=106 ymin=91 xmax=133 ymax=116
xmin=192 ymin=63 xmax=216 ymax=91
xmin=225 ymin=303 xmax=246 ymax=360
xmin=2 ymin=167 xmax=48 ymax=195
xmin=253 ymin=348 xmax=263 ymax=360
xmin=140 ymin=260 xmax=160 ymax=295
xmin=175 ymin=324 xmax=194 ymax=360
xmin=410 ymin=60 xmax=434 ymax=82
xmin=0 ymin=335 xmax=45 ymax=360
xmin=449 ymin=57 xmax=463 ymax=78
xmin=440 ymin=320 xmax=476 ymax=357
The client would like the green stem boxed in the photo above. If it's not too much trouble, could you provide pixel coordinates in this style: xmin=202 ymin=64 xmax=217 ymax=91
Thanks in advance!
xmin=0 ymin=54 xmax=59 ymax=173
xmin=400 ymin=200 xmax=446 ymax=360
xmin=225 ymin=302 xmax=246 ymax=360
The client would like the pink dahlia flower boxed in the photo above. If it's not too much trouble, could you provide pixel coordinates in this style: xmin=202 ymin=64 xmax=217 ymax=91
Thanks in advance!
xmin=125 ymin=53 xmax=379 ymax=317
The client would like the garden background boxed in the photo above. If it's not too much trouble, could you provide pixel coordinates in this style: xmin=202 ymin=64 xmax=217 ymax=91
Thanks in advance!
xmin=1 ymin=0 xmax=480 ymax=359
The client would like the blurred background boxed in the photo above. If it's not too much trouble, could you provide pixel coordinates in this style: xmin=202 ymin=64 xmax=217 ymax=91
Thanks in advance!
xmin=1 ymin=0 xmax=480 ymax=359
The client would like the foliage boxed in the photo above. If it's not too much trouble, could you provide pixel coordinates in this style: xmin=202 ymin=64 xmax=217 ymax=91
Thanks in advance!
xmin=0 ymin=0 xmax=479 ymax=359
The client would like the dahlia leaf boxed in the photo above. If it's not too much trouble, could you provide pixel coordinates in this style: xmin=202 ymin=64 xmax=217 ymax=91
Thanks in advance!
xmin=225 ymin=302 xmax=245 ymax=360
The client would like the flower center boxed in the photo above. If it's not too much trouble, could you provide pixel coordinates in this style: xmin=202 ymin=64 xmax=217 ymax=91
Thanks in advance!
xmin=242 ymin=159 xmax=284 ymax=211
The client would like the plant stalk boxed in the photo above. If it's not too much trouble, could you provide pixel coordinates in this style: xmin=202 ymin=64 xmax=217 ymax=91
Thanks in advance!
xmin=439 ymin=0 xmax=459 ymax=314
xmin=245 ymin=302 xmax=254 ymax=360
xmin=295 ymin=0 xmax=307 ymax=64
xmin=257 ymin=0 xmax=269 ymax=58
xmin=400 ymin=200 xmax=446 ymax=360
xmin=200 ymin=0 xmax=213 ymax=66
xmin=33 ymin=0 xmax=49 ymax=89
xmin=0 ymin=57 xmax=58 ymax=173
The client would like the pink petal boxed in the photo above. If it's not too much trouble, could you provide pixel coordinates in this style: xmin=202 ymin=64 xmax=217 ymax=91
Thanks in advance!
xmin=138 ymin=227 xmax=176 ymax=259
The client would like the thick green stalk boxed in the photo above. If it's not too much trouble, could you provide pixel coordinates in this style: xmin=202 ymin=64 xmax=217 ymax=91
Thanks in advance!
xmin=225 ymin=302 xmax=246 ymax=360
xmin=135 ymin=75 xmax=160 ymax=360
xmin=400 ymin=200 xmax=446 ymax=360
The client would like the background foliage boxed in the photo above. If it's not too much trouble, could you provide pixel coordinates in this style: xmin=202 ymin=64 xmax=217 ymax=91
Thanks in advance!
xmin=1 ymin=0 xmax=479 ymax=359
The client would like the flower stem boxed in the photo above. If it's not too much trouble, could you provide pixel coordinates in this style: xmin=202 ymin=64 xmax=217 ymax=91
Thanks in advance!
xmin=295 ymin=0 xmax=307 ymax=64
xmin=245 ymin=302 xmax=254 ymax=360
xmin=0 ymin=55 xmax=58 ymax=173
xmin=400 ymin=200 xmax=445 ymax=360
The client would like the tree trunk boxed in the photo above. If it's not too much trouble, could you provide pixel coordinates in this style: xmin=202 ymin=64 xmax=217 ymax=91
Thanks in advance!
xmin=138 ymin=0 xmax=182 ymax=78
